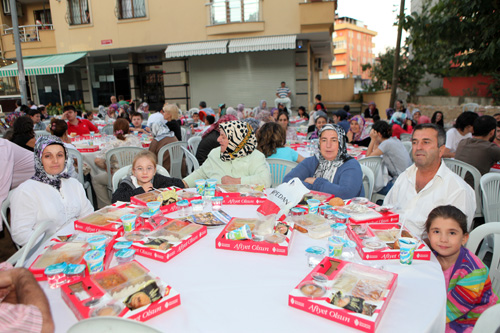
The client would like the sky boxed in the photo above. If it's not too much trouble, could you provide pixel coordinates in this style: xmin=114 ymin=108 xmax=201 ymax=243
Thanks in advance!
xmin=336 ymin=0 xmax=412 ymax=56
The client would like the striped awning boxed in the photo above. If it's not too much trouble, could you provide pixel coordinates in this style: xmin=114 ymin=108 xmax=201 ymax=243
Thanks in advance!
xmin=0 ymin=52 xmax=87 ymax=77
xmin=164 ymin=40 xmax=228 ymax=58
xmin=228 ymin=35 xmax=296 ymax=53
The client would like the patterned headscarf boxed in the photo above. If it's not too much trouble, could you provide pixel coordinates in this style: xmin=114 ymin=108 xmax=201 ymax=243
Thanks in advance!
xmin=219 ymin=120 xmax=257 ymax=162
xmin=31 ymin=135 xmax=70 ymax=191
xmin=314 ymin=124 xmax=351 ymax=182
xmin=98 ymin=105 xmax=106 ymax=118
xmin=202 ymin=114 xmax=237 ymax=138
xmin=151 ymin=122 xmax=175 ymax=142
xmin=138 ymin=102 xmax=149 ymax=113
xmin=350 ymin=115 xmax=370 ymax=142
xmin=389 ymin=111 xmax=407 ymax=126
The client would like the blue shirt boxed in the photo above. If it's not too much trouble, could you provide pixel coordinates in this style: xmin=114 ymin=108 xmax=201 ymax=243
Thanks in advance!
xmin=268 ymin=147 xmax=298 ymax=162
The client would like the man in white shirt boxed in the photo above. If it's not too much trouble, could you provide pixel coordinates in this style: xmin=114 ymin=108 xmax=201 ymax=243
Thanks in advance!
xmin=384 ymin=124 xmax=476 ymax=238
xmin=443 ymin=111 xmax=478 ymax=157
xmin=146 ymin=109 xmax=166 ymax=128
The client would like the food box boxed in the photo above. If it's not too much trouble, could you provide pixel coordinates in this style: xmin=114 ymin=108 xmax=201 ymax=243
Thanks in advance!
xmin=288 ymin=257 xmax=398 ymax=333
xmin=294 ymin=191 xmax=336 ymax=213
xmin=61 ymin=261 xmax=180 ymax=322
xmin=75 ymin=145 xmax=99 ymax=153
xmin=215 ymin=217 xmax=295 ymax=256
xmin=183 ymin=211 xmax=232 ymax=227
xmin=346 ymin=223 xmax=431 ymax=261
xmin=215 ymin=184 xmax=267 ymax=205
xmin=74 ymin=204 xmax=132 ymax=233
xmin=116 ymin=219 xmax=207 ymax=262
xmin=333 ymin=202 xmax=399 ymax=224
xmin=81 ymin=134 xmax=102 ymax=140
xmin=131 ymin=187 xmax=202 ymax=214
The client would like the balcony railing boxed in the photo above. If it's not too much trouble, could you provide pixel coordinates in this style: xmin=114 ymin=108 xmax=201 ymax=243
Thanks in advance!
xmin=207 ymin=0 xmax=261 ymax=25
xmin=3 ymin=24 xmax=54 ymax=42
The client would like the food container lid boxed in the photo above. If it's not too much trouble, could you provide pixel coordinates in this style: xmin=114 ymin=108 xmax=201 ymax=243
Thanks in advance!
xmin=291 ymin=207 xmax=306 ymax=215
xmin=344 ymin=240 xmax=357 ymax=248
xmin=140 ymin=212 xmax=153 ymax=218
xmin=264 ymin=233 xmax=286 ymax=244
xmin=84 ymin=250 xmax=105 ymax=262
xmin=113 ymin=241 xmax=133 ymax=250
xmin=252 ymin=234 xmax=264 ymax=242
xmin=120 ymin=213 xmax=137 ymax=221
xmin=328 ymin=236 xmax=345 ymax=244
xmin=191 ymin=199 xmax=203 ymax=205
xmin=64 ymin=263 xmax=85 ymax=275
xmin=305 ymin=246 xmax=326 ymax=255
xmin=319 ymin=205 xmax=332 ymax=211
xmin=206 ymin=178 xmax=217 ymax=184
xmin=88 ymin=235 xmax=108 ymax=243
xmin=90 ymin=304 xmax=122 ymax=317
xmin=306 ymin=199 xmax=320 ymax=204
xmin=312 ymin=272 xmax=329 ymax=284
xmin=124 ymin=231 xmax=144 ymax=241
xmin=115 ymin=248 xmax=135 ymax=259
xmin=212 ymin=196 xmax=223 ymax=201
xmin=332 ymin=223 xmax=347 ymax=231
xmin=176 ymin=199 xmax=189 ymax=207
xmin=362 ymin=238 xmax=385 ymax=250
xmin=45 ymin=262 xmax=67 ymax=275
xmin=298 ymin=281 xmax=326 ymax=298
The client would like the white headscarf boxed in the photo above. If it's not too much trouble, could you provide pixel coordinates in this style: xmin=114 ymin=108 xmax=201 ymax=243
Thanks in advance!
xmin=151 ymin=122 xmax=175 ymax=142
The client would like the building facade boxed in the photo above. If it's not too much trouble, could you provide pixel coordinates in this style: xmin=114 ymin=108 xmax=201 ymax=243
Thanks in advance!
xmin=329 ymin=16 xmax=376 ymax=80
xmin=0 ymin=0 xmax=336 ymax=112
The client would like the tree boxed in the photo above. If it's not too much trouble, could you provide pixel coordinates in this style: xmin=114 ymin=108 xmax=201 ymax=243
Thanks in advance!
xmin=405 ymin=0 xmax=500 ymax=77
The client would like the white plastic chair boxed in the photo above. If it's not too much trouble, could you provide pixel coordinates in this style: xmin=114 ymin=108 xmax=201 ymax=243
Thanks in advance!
xmin=399 ymin=133 xmax=412 ymax=142
xmin=112 ymin=164 xmax=170 ymax=192
xmin=68 ymin=148 xmax=94 ymax=207
xmin=466 ymin=222 xmax=500 ymax=294
xmin=402 ymin=141 xmax=412 ymax=158
xmin=35 ymin=130 xmax=50 ymax=139
xmin=472 ymin=303 xmax=500 ymax=333
xmin=101 ymin=124 xmax=114 ymax=135
xmin=105 ymin=147 xmax=144 ymax=198
xmin=1 ymin=191 xmax=19 ymax=250
xmin=360 ymin=165 xmax=374 ymax=200
xmin=358 ymin=156 xmax=382 ymax=180
xmin=481 ymin=173 xmax=500 ymax=223
xmin=188 ymin=135 xmax=202 ymax=155
xmin=181 ymin=127 xmax=187 ymax=142
xmin=462 ymin=103 xmax=479 ymax=113
xmin=7 ymin=220 xmax=56 ymax=267
xmin=157 ymin=141 xmax=188 ymax=179
xmin=443 ymin=158 xmax=482 ymax=218
xmin=181 ymin=146 xmax=199 ymax=175
xmin=266 ymin=158 xmax=298 ymax=188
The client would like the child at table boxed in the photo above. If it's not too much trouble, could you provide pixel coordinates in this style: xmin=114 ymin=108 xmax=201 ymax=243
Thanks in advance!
xmin=130 ymin=112 xmax=150 ymax=134
xmin=111 ymin=150 xmax=184 ymax=203
xmin=425 ymin=205 xmax=499 ymax=332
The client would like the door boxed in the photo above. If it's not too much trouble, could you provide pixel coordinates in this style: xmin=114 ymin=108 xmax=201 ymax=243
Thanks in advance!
xmin=140 ymin=70 xmax=164 ymax=111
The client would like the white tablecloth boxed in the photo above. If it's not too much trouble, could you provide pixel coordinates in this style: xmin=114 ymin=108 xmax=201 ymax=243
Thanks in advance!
xmin=27 ymin=205 xmax=446 ymax=333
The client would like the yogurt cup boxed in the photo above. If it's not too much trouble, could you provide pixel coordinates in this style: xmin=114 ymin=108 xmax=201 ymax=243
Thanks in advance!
xmin=84 ymin=250 xmax=105 ymax=274
xmin=399 ymin=237 xmax=419 ymax=265
xmin=115 ymin=248 xmax=136 ymax=264
xmin=205 ymin=179 xmax=217 ymax=190
xmin=191 ymin=199 xmax=204 ymax=213
xmin=113 ymin=241 xmax=133 ymax=251
xmin=146 ymin=201 xmax=161 ymax=213
xmin=328 ymin=236 xmax=344 ymax=258
xmin=305 ymin=246 xmax=326 ymax=267
xmin=45 ymin=262 xmax=67 ymax=289
xmin=87 ymin=235 xmax=108 ymax=250
xmin=64 ymin=264 xmax=86 ymax=283
xmin=121 ymin=214 xmax=137 ymax=232
xmin=331 ymin=223 xmax=347 ymax=238
xmin=226 ymin=224 xmax=252 ymax=241
xmin=211 ymin=196 xmax=223 ymax=211
xmin=307 ymin=199 xmax=321 ymax=215
xmin=176 ymin=199 xmax=189 ymax=216
xmin=195 ymin=179 xmax=206 ymax=195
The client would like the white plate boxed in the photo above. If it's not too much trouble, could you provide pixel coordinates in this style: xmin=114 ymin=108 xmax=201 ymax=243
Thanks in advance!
xmin=67 ymin=317 xmax=161 ymax=333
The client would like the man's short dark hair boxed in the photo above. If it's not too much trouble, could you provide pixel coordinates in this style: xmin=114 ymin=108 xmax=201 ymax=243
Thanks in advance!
xmin=206 ymin=115 xmax=215 ymax=125
xmin=118 ymin=95 xmax=124 ymax=100
xmin=63 ymin=105 xmax=76 ymax=112
xmin=15 ymin=99 xmax=21 ymax=107
xmin=20 ymin=105 xmax=30 ymax=113
xmin=27 ymin=100 xmax=34 ymax=106
xmin=473 ymin=115 xmax=497 ymax=137
xmin=494 ymin=113 xmax=500 ymax=118
xmin=454 ymin=111 xmax=479 ymax=131
xmin=281 ymin=81 xmax=285 ymax=84
xmin=28 ymin=108 xmax=41 ymax=117
xmin=343 ymin=105 xmax=350 ymax=112
xmin=199 ymin=101 xmax=207 ymax=108
xmin=315 ymin=94 xmax=322 ymax=101
xmin=413 ymin=123 xmax=446 ymax=147
xmin=497 ymin=121 xmax=500 ymax=128
xmin=130 ymin=112 xmax=143 ymax=120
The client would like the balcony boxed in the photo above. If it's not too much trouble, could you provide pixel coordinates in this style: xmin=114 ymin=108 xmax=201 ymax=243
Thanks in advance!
xmin=206 ymin=0 xmax=264 ymax=36
xmin=299 ymin=0 xmax=336 ymax=34
xmin=2 ymin=25 xmax=56 ymax=58
xmin=331 ymin=60 xmax=346 ymax=66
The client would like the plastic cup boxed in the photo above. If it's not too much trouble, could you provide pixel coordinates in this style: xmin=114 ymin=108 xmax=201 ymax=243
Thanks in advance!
xmin=211 ymin=196 xmax=223 ymax=211
xmin=206 ymin=178 xmax=217 ymax=191
xmin=113 ymin=241 xmax=133 ymax=251
xmin=134 ymin=131 xmax=139 ymax=136
xmin=195 ymin=179 xmax=206 ymax=195
xmin=341 ymin=240 xmax=357 ymax=260
xmin=84 ymin=250 xmax=105 ymax=274
xmin=64 ymin=264 xmax=86 ymax=283
xmin=305 ymin=246 xmax=326 ymax=267
xmin=115 ymin=248 xmax=136 ymax=264
xmin=307 ymin=199 xmax=321 ymax=214
xmin=45 ymin=262 xmax=68 ymax=289
xmin=176 ymin=199 xmax=189 ymax=216
xmin=90 ymin=131 xmax=95 ymax=137
xmin=147 ymin=201 xmax=161 ymax=214
xmin=399 ymin=237 xmax=418 ymax=265
xmin=191 ymin=199 xmax=204 ymax=213
xmin=328 ymin=236 xmax=344 ymax=258
xmin=121 ymin=214 xmax=137 ymax=232
xmin=318 ymin=205 xmax=332 ymax=216
xmin=87 ymin=235 xmax=108 ymax=250
xmin=226 ymin=224 xmax=252 ymax=240
xmin=331 ymin=223 xmax=347 ymax=239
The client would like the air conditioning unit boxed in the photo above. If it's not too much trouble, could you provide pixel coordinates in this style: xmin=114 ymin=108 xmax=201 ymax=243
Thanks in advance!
xmin=315 ymin=58 xmax=323 ymax=71
xmin=3 ymin=0 xmax=23 ymax=17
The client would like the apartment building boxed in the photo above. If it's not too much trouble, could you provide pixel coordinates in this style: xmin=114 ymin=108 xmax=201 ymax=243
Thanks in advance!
xmin=0 ymin=0 xmax=336 ymax=112
xmin=329 ymin=16 xmax=376 ymax=80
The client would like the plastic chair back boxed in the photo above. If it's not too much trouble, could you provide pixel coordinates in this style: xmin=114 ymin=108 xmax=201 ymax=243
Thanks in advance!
xmin=188 ymin=136 xmax=202 ymax=155
xmin=358 ymin=156 xmax=382 ymax=180
xmin=466 ymin=222 xmax=500 ymax=294
xmin=181 ymin=146 xmax=199 ymax=175
xmin=480 ymin=173 xmax=500 ymax=223
xmin=443 ymin=158 xmax=482 ymax=218
xmin=472 ymin=303 xmax=500 ymax=333
xmin=462 ymin=103 xmax=479 ymax=113
xmin=157 ymin=142 xmax=188 ymax=179
xmin=67 ymin=148 xmax=94 ymax=207
xmin=112 ymin=164 xmax=170 ymax=192
xmin=1 ymin=191 xmax=19 ymax=249
xmin=181 ymin=127 xmax=187 ymax=142
xmin=399 ymin=133 xmax=412 ymax=142
xmin=105 ymin=147 xmax=144 ymax=197
xmin=35 ymin=130 xmax=50 ymax=139
xmin=8 ymin=220 xmax=55 ymax=267
xmin=266 ymin=158 xmax=298 ymax=188
xmin=402 ymin=141 xmax=412 ymax=157
xmin=101 ymin=125 xmax=114 ymax=135
xmin=360 ymin=165 xmax=374 ymax=200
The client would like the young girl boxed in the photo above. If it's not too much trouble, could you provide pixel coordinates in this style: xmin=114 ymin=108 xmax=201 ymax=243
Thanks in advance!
xmin=111 ymin=151 xmax=185 ymax=203
xmin=425 ymin=205 xmax=499 ymax=332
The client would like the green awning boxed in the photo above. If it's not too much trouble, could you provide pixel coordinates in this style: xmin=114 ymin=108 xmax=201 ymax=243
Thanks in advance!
xmin=0 ymin=52 xmax=87 ymax=77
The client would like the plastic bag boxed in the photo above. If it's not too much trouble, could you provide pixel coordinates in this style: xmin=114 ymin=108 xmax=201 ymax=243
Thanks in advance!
xmin=257 ymin=177 xmax=309 ymax=220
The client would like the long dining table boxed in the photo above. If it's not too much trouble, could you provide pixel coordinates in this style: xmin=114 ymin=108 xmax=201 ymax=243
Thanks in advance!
xmin=25 ymin=201 xmax=446 ymax=333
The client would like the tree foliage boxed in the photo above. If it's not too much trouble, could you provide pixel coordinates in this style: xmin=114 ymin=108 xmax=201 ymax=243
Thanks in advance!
xmin=405 ymin=0 xmax=500 ymax=77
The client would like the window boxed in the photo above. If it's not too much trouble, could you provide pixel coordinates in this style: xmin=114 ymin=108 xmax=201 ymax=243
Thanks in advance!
xmin=67 ymin=0 xmax=90 ymax=25
xmin=34 ymin=9 xmax=52 ymax=25
xmin=348 ymin=31 xmax=353 ymax=38
xmin=357 ymin=33 xmax=360 ymax=40
xmin=117 ymin=0 xmax=146 ymax=20
xmin=210 ymin=0 xmax=259 ymax=25
xmin=357 ymin=45 xmax=360 ymax=51
xmin=333 ymin=40 xmax=346 ymax=49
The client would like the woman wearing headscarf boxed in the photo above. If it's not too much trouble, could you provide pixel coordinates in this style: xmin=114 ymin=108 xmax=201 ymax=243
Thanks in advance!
xmin=148 ymin=121 xmax=180 ymax=172
xmin=98 ymin=105 xmax=107 ymax=119
xmin=10 ymin=136 xmax=94 ymax=246
xmin=389 ymin=110 xmax=413 ymax=139
xmin=195 ymin=114 xmax=237 ymax=165
xmin=137 ymin=102 xmax=149 ymax=114
xmin=283 ymin=124 xmax=364 ymax=198
xmin=346 ymin=115 xmax=371 ymax=147
xmin=364 ymin=102 xmax=379 ymax=120
xmin=105 ymin=104 xmax=118 ymax=123
xmin=236 ymin=104 xmax=245 ymax=120
xmin=184 ymin=120 xmax=271 ymax=187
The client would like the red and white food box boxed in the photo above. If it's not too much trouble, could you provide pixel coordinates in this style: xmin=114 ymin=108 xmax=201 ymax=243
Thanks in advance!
xmin=333 ymin=202 xmax=399 ymax=224
xmin=61 ymin=261 xmax=180 ymax=322
xmin=215 ymin=217 xmax=294 ymax=256
xmin=346 ymin=223 xmax=431 ymax=261
xmin=294 ymin=190 xmax=335 ymax=212
xmin=81 ymin=134 xmax=102 ymax=140
xmin=116 ymin=219 xmax=207 ymax=262
xmin=74 ymin=203 xmax=130 ymax=233
xmin=29 ymin=232 xmax=118 ymax=281
xmin=215 ymin=184 xmax=267 ymax=205
xmin=76 ymin=145 xmax=99 ymax=153
xmin=289 ymin=257 xmax=398 ymax=333
xmin=130 ymin=187 xmax=202 ymax=214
